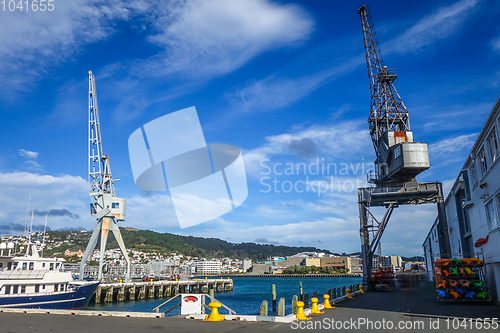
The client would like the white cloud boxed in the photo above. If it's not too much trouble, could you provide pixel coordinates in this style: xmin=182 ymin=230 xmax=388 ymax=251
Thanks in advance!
xmin=0 ymin=0 xmax=151 ymax=95
xmin=229 ymin=0 xmax=478 ymax=113
xmin=428 ymin=133 xmax=478 ymax=158
xmin=0 ymin=172 xmax=94 ymax=232
xmin=384 ymin=0 xmax=478 ymax=54
xmin=138 ymin=0 xmax=313 ymax=79
xmin=243 ymin=120 xmax=372 ymax=176
xmin=18 ymin=149 xmax=39 ymax=159
xmin=490 ymin=35 xmax=500 ymax=54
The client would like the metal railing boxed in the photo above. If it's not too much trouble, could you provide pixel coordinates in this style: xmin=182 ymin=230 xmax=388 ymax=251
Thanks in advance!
xmin=152 ymin=294 xmax=235 ymax=315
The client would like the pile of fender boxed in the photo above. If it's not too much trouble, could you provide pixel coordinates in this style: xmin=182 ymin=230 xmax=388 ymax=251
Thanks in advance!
xmin=371 ymin=267 xmax=395 ymax=289
xmin=434 ymin=258 xmax=489 ymax=300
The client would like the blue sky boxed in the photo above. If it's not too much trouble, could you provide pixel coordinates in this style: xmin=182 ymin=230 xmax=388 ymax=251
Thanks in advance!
xmin=1 ymin=0 xmax=500 ymax=257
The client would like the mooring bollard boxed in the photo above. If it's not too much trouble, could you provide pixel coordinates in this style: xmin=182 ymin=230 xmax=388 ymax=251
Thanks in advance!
xmin=295 ymin=301 xmax=310 ymax=321
xmin=299 ymin=282 xmax=303 ymax=301
xmin=346 ymin=288 xmax=353 ymax=299
xmin=310 ymin=297 xmax=324 ymax=314
xmin=203 ymin=302 xmax=225 ymax=322
xmin=323 ymin=294 xmax=335 ymax=309
xmin=292 ymin=295 xmax=298 ymax=314
xmin=359 ymin=285 xmax=365 ymax=294
xmin=260 ymin=300 xmax=268 ymax=316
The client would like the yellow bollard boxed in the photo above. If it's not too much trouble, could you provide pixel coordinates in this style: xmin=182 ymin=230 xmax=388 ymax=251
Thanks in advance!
xmin=295 ymin=301 xmax=310 ymax=320
xmin=221 ymin=277 xmax=223 ymax=280
xmin=323 ymin=294 xmax=335 ymax=309
xmin=205 ymin=277 xmax=208 ymax=280
xmin=359 ymin=285 xmax=364 ymax=294
xmin=310 ymin=297 xmax=324 ymax=314
xmin=150 ymin=279 xmax=153 ymax=282
xmin=203 ymin=302 xmax=225 ymax=321
xmin=119 ymin=280 xmax=122 ymax=284
xmin=346 ymin=288 xmax=353 ymax=299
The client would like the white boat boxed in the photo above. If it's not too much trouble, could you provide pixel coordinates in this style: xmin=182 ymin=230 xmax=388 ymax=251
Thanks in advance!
xmin=0 ymin=239 xmax=99 ymax=309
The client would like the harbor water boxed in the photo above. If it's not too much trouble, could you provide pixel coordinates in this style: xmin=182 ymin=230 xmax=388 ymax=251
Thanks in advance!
xmin=87 ymin=276 xmax=362 ymax=316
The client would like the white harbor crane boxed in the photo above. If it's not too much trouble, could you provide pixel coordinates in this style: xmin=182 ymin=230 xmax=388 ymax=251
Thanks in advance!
xmin=79 ymin=71 xmax=131 ymax=281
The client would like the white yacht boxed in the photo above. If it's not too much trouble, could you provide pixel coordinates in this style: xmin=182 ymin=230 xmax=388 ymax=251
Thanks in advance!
xmin=0 ymin=239 xmax=98 ymax=309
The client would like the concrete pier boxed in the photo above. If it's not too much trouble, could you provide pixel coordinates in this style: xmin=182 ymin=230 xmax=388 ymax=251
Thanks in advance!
xmin=94 ymin=279 xmax=233 ymax=304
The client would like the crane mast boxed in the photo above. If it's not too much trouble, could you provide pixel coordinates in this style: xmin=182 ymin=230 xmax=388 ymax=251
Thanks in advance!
xmin=80 ymin=71 xmax=131 ymax=281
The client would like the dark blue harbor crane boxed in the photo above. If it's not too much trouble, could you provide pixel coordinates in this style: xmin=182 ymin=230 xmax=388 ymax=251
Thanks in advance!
xmin=357 ymin=5 xmax=448 ymax=289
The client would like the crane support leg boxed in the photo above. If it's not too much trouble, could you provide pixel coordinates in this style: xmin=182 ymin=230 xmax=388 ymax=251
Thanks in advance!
xmin=79 ymin=221 xmax=101 ymax=280
xmin=108 ymin=220 xmax=131 ymax=281
xmin=358 ymin=181 xmax=444 ymax=290
xmin=79 ymin=217 xmax=131 ymax=281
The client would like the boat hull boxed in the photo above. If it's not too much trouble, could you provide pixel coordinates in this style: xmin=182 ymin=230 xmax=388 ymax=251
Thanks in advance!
xmin=0 ymin=282 xmax=99 ymax=310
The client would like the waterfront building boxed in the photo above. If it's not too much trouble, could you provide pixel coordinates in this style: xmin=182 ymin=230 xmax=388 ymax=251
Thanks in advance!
xmin=423 ymin=94 xmax=500 ymax=302
xmin=242 ymin=259 xmax=252 ymax=272
xmin=194 ymin=260 xmax=221 ymax=275
xmin=320 ymin=256 xmax=362 ymax=273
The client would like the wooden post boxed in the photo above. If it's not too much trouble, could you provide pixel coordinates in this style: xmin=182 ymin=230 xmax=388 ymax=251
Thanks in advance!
xmin=328 ymin=288 xmax=332 ymax=299
xmin=94 ymin=286 xmax=102 ymax=304
xmin=117 ymin=286 xmax=125 ymax=302
xmin=278 ymin=297 xmax=285 ymax=317
xmin=148 ymin=285 xmax=155 ymax=299
xmin=260 ymin=300 xmax=268 ymax=316
xmin=291 ymin=295 xmax=298 ymax=314
xmin=312 ymin=291 xmax=317 ymax=298
xmin=129 ymin=286 xmax=136 ymax=301
xmin=342 ymin=286 xmax=346 ymax=296
xmin=272 ymin=284 xmax=277 ymax=312
xmin=158 ymin=284 xmax=164 ymax=298
xmin=105 ymin=287 xmax=113 ymax=303
xmin=337 ymin=287 xmax=341 ymax=298
xmin=299 ymin=282 xmax=303 ymax=301
xmin=303 ymin=293 xmax=309 ymax=308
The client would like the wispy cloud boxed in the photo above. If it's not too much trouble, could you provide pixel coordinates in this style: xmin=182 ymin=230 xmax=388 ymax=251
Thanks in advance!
xmin=137 ymin=0 xmax=313 ymax=79
xmin=229 ymin=0 xmax=479 ymax=113
xmin=0 ymin=0 xmax=150 ymax=97
xmin=428 ymin=133 xmax=478 ymax=158
xmin=243 ymin=120 xmax=371 ymax=176
xmin=383 ymin=0 xmax=478 ymax=55
xmin=491 ymin=35 xmax=500 ymax=54
xmin=18 ymin=149 xmax=42 ymax=170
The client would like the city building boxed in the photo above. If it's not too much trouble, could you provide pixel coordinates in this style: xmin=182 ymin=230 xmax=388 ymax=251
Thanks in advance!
xmin=423 ymin=94 xmax=500 ymax=302
xmin=64 ymin=249 xmax=83 ymax=257
xmin=194 ymin=260 xmax=221 ymax=275
xmin=320 ymin=256 xmax=362 ymax=274
xmin=242 ymin=259 xmax=252 ymax=272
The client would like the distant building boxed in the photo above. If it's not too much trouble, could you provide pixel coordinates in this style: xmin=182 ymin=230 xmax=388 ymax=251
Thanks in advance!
xmin=242 ymin=259 xmax=252 ymax=272
xmin=423 ymin=94 xmax=500 ymax=302
xmin=320 ymin=257 xmax=362 ymax=274
xmin=194 ymin=260 xmax=221 ymax=275
xmin=303 ymin=258 xmax=321 ymax=267
xmin=64 ymin=249 xmax=83 ymax=257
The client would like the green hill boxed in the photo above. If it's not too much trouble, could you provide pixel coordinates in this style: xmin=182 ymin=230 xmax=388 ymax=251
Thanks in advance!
xmin=42 ymin=228 xmax=333 ymax=261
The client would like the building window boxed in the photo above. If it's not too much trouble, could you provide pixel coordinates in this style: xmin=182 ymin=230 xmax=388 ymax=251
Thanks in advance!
xmin=35 ymin=284 xmax=40 ymax=293
xmin=485 ymin=200 xmax=499 ymax=230
xmin=488 ymin=129 xmax=499 ymax=163
xmin=4 ymin=285 xmax=10 ymax=295
xmin=469 ymin=158 xmax=478 ymax=187
xmin=21 ymin=285 xmax=26 ymax=293
xmin=478 ymin=148 xmax=488 ymax=176
xmin=13 ymin=285 xmax=18 ymax=294
xmin=22 ymin=263 xmax=27 ymax=270
xmin=42 ymin=263 xmax=45 ymax=268
xmin=29 ymin=262 xmax=34 ymax=270
xmin=50 ymin=263 xmax=54 ymax=271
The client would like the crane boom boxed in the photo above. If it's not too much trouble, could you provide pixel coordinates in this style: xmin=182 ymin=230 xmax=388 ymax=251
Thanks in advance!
xmin=88 ymin=71 xmax=115 ymax=198
xmin=358 ymin=5 xmax=428 ymax=184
